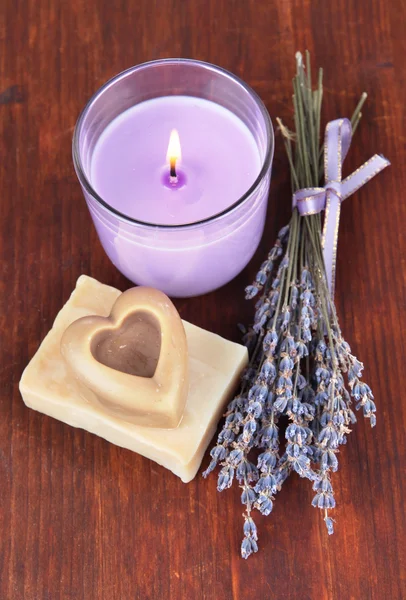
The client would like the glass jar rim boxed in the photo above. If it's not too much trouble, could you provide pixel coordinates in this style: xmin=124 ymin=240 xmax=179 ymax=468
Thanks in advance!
xmin=72 ymin=58 xmax=274 ymax=230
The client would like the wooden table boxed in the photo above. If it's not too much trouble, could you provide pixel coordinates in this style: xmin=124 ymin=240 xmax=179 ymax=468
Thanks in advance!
xmin=1 ymin=1 xmax=404 ymax=598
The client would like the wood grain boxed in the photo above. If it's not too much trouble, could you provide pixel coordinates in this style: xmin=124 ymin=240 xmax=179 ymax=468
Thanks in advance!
xmin=0 ymin=0 xmax=404 ymax=598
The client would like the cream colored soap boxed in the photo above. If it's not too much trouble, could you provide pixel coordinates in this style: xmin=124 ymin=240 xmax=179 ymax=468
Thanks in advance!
xmin=19 ymin=276 xmax=248 ymax=482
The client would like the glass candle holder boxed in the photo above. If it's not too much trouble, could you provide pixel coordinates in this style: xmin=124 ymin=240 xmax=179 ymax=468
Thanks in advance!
xmin=73 ymin=59 xmax=274 ymax=297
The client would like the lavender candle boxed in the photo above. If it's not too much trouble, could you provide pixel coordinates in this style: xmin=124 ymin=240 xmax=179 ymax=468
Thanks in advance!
xmin=91 ymin=97 xmax=262 ymax=226
xmin=73 ymin=59 xmax=274 ymax=297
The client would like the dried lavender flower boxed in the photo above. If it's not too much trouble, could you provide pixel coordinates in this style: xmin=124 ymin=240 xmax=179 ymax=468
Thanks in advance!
xmin=204 ymin=52 xmax=376 ymax=557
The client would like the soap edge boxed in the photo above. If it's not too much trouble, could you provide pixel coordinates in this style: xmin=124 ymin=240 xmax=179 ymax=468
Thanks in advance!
xmin=20 ymin=348 xmax=248 ymax=483
xmin=178 ymin=346 xmax=248 ymax=482
xmin=19 ymin=275 xmax=120 ymax=390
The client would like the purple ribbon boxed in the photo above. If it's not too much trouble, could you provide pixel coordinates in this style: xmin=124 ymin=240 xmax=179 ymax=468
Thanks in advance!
xmin=292 ymin=118 xmax=390 ymax=295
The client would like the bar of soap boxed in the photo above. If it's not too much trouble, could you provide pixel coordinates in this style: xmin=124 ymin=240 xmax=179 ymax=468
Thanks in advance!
xmin=19 ymin=276 xmax=248 ymax=482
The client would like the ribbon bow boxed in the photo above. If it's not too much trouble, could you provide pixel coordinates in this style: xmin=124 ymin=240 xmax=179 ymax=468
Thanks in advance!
xmin=292 ymin=118 xmax=390 ymax=295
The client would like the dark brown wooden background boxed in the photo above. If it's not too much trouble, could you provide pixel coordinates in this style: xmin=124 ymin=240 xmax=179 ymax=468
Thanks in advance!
xmin=0 ymin=1 xmax=404 ymax=598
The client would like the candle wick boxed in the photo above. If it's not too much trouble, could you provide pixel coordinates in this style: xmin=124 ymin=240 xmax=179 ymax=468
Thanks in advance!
xmin=169 ymin=160 xmax=178 ymax=184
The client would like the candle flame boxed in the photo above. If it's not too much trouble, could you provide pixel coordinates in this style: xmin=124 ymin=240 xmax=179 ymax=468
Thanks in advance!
xmin=166 ymin=129 xmax=181 ymax=173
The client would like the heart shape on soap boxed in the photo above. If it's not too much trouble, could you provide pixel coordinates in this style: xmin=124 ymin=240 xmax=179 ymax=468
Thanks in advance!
xmin=94 ymin=310 xmax=162 ymax=378
xmin=60 ymin=287 xmax=188 ymax=429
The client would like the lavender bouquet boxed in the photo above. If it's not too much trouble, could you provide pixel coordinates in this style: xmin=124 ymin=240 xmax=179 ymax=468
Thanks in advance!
xmin=203 ymin=52 xmax=389 ymax=558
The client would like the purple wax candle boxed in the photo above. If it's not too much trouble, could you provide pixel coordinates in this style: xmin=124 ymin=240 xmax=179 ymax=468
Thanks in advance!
xmin=73 ymin=59 xmax=274 ymax=297
xmin=90 ymin=97 xmax=262 ymax=226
